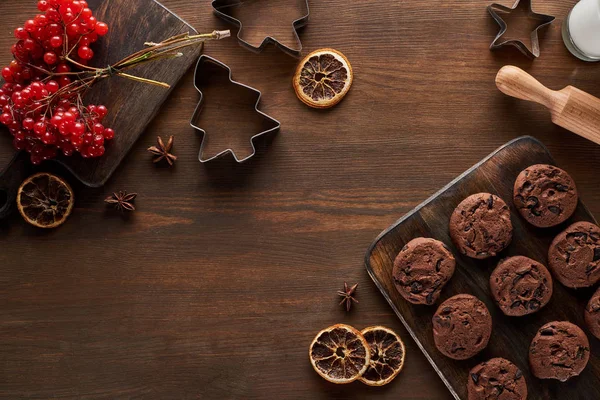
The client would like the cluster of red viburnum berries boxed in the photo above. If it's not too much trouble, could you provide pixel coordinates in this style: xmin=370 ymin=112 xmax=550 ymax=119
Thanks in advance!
xmin=0 ymin=0 xmax=114 ymax=165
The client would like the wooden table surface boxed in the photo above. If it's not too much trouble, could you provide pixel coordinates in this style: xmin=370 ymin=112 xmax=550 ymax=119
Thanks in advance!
xmin=2 ymin=0 xmax=600 ymax=399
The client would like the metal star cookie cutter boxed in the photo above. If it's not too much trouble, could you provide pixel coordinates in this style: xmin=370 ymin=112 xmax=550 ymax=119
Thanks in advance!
xmin=190 ymin=55 xmax=280 ymax=163
xmin=211 ymin=0 xmax=310 ymax=57
xmin=488 ymin=0 xmax=555 ymax=58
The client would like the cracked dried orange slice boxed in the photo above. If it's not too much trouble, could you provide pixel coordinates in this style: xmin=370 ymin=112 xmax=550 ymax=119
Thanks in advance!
xmin=309 ymin=324 xmax=370 ymax=384
xmin=293 ymin=48 xmax=353 ymax=109
xmin=17 ymin=173 xmax=74 ymax=229
xmin=359 ymin=326 xmax=406 ymax=386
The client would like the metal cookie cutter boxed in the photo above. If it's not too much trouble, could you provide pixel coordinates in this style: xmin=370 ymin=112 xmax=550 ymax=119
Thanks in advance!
xmin=190 ymin=55 xmax=280 ymax=163
xmin=488 ymin=0 xmax=555 ymax=59
xmin=211 ymin=0 xmax=310 ymax=57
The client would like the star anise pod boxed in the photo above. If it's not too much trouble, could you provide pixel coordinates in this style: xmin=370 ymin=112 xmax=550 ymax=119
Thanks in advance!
xmin=338 ymin=282 xmax=359 ymax=312
xmin=104 ymin=191 xmax=137 ymax=212
xmin=148 ymin=135 xmax=177 ymax=165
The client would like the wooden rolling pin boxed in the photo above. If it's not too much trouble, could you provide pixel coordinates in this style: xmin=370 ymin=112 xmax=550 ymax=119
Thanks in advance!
xmin=495 ymin=65 xmax=600 ymax=145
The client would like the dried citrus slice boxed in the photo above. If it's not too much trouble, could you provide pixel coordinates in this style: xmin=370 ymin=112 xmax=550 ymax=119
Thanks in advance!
xmin=293 ymin=48 xmax=353 ymax=109
xmin=309 ymin=324 xmax=370 ymax=384
xmin=359 ymin=326 xmax=406 ymax=386
xmin=17 ymin=172 xmax=74 ymax=229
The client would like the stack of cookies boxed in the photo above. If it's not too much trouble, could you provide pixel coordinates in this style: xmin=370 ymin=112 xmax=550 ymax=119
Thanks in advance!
xmin=391 ymin=164 xmax=600 ymax=400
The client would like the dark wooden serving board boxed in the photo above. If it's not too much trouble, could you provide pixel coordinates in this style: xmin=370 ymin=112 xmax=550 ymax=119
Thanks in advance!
xmin=365 ymin=136 xmax=600 ymax=400
xmin=0 ymin=0 xmax=201 ymax=188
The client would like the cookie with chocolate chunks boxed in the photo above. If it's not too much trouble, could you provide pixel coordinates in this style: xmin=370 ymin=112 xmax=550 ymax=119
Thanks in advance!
xmin=467 ymin=358 xmax=527 ymax=400
xmin=432 ymin=294 xmax=492 ymax=360
xmin=585 ymin=287 xmax=600 ymax=340
xmin=548 ymin=221 xmax=600 ymax=288
xmin=449 ymin=193 xmax=513 ymax=259
xmin=392 ymin=238 xmax=456 ymax=305
xmin=490 ymin=256 xmax=553 ymax=317
xmin=529 ymin=321 xmax=589 ymax=382
xmin=513 ymin=164 xmax=578 ymax=228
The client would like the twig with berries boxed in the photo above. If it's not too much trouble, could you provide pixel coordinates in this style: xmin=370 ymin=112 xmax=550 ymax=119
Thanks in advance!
xmin=0 ymin=0 xmax=229 ymax=165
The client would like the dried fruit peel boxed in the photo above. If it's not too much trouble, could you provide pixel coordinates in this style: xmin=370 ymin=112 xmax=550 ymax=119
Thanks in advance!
xmin=293 ymin=48 xmax=353 ymax=109
xmin=359 ymin=326 xmax=406 ymax=386
xmin=17 ymin=172 xmax=74 ymax=229
xmin=309 ymin=324 xmax=370 ymax=384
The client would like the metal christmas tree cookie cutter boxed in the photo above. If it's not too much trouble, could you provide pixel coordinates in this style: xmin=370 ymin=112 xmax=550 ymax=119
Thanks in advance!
xmin=190 ymin=55 xmax=280 ymax=163
xmin=211 ymin=0 xmax=310 ymax=57
xmin=488 ymin=0 xmax=555 ymax=58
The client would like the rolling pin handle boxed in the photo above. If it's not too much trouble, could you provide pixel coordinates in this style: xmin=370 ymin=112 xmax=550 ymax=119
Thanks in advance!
xmin=495 ymin=65 xmax=557 ymax=111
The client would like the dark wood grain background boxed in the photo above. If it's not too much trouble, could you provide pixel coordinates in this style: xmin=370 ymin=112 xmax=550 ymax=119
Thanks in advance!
xmin=1 ymin=0 xmax=600 ymax=399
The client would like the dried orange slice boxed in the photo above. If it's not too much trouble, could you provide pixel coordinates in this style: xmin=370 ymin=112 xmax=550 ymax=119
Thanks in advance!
xmin=17 ymin=173 xmax=74 ymax=229
xmin=293 ymin=48 xmax=353 ymax=109
xmin=309 ymin=324 xmax=370 ymax=384
xmin=359 ymin=326 xmax=406 ymax=386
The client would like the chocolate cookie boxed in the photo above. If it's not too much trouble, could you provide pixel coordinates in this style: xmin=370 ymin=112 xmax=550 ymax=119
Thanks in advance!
xmin=585 ymin=287 xmax=600 ymax=340
xmin=467 ymin=358 xmax=527 ymax=400
xmin=449 ymin=193 xmax=513 ymax=259
xmin=432 ymin=294 xmax=492 ymax=360
xmin=513 ymin=164 xmax=578 ymax=228
xmin=490 ymin=256 xmax=553 ymax=317
xmin=392 ymin=238 xmax=456 ymax=305
xmin=529 ymin=321 xmax=590 ymax=382
xmin=548 ymin=221 xmax=600 ymax=288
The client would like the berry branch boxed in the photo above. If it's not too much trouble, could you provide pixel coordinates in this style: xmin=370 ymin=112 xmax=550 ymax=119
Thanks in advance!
xmin=0 ymin=0 xmax=229 ymax=165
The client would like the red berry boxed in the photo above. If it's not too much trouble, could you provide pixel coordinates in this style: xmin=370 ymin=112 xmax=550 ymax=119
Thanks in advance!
xmin=14 ymin=27 xmax=29 ymax=40
xmin=72 ymin=122 xmax=85 ymax=136
xmin=23 ymin=38 xmax=36 ymax=51
xmin=42 ymin=131 xmax=56 ymax=144
xmin=92 ymin=123 xmax=104 ymax=135
xmin=20 ymin=89 xmax=32 ymax=100
xmin=49 ymin=35 xmax=63 ymax=48
xmin=71 ymin=135 xmax=83 ymax=147
xmin=62 ymin=111 xmax=75 ymax=123
xmin=50 ymin=114 xmax=62 ymax=127
xmin=46 ymin=23 xmax=62 ymax=37
xmin=93 ymin=134 xmax=104 ymax=146
xmin=58 ymin=122 xmax=70 ymax=136
xmin=38 ymin=1 xmax=50 ymax=11
xmin=103 ymin=128 xmax=114 ymax=140
xmin=66 ymin=23 xmax=79 ymax=37
xmin=77 ymin=45 xmax=93 ymax=60
xmin=23 ymin=118 xmax=35 ymax=130
xmin=1 ymin=67 xmax=13 ymax=81
xmin=33 ymin=121 xmax=46 ymax=136
xmin=34 ymin=14 xmax=48 ymax=27
xmin=71 ymin=1 xmax=83 ymax=13
xmin=24 ymin=20 xmax=36 ymax=32
xmin=46 ymin=8 xmax=61 ymax=22
xmin=95 ymin=22 xmax=108 ymax=36
xmin=80 ymin=7 xmax=92 ymax=20
xmin=84 ymin=16 xmax=97 ymax=29
xmin=56 ymin=63 xmax=71 ymax=74
xmin=43 ymin=52 xmax=58 ymax=65
xmin=45 ymin=80 xmax=59 ymax=93
xmin=0 ymin=113 xmax=13 ymax=125
xmin=58 ymin=76 xmax=71 ymax=87
xmin=9 ymin=60 xmax=22 ymax=73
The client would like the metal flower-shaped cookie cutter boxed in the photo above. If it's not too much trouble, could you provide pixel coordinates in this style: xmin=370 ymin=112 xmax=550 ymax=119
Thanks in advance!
xmin=488 ymin=0 xmax=555 ymax=58
xmin=211 ymin=0 xmax=310 ymax=57
xmin=190 ymin=55 xmax=280 ymax=163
